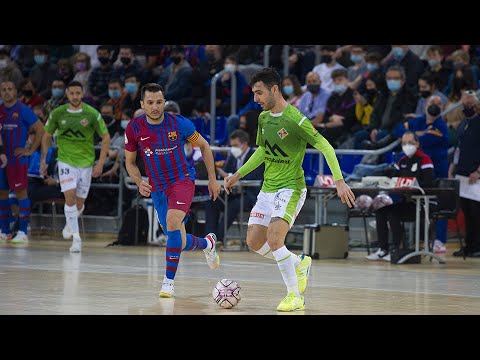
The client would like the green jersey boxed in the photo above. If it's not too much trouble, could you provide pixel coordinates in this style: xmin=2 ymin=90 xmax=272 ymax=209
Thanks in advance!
xmin=254 ymin=104 xmax=342 ymax=192
xmin=45 ymin=103 xmax=108 ymax=167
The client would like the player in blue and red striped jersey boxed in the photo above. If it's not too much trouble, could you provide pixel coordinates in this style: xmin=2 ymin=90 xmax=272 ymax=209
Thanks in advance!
xmin=124 ymin=83 xmax=221 ymax=298
xmin=0 ymin=81 xmax=44 ymax=244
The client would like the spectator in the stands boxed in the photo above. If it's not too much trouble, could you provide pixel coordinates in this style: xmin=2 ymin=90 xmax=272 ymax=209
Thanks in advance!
xmin=88 ymin=45 xmax=119 ymax=106
xmin=0 ymin=48 xmax=23 ymax=90
xmin=157 ymin=45 xmax=193 ymax=115
xmin=383 ymin=45 xmax=424 ymax=95
xmin=114 ymin=45 xmax=143 ymax=83
xmin=315 ymin=68 xmax=357 ymax=146
xmin=106 ymin=78 xmax=126 ymax=121
xmin=312 ymin=45 xmax=345 ymax=92
xmin=216 ymin=55 xmax=250 ymax=116
xmin=395 ymin=95 xmax=450 ymax=255
xmin=56 ymin=58 xmax=74 ymax=87
xmin=354 ymin=65 xmax=417 ymax=149
xmin=347 ymin=45 xmax=368 ymax=84
xmin=297 ymin=71 xmax=331 ymax=126
xmin=29 ymin=45 xmax=58 ymax=99
xmin=19 ymin=78 xmax=44 ymax=109
xmin=425 ymin=45 xmax=452 ymax=94
xmin=405 ymin=72 xmax=448 ymax=118
xmin=43 ymin=79 xmax=67 ymax=118
xmin=353 ymin=73 xmax=382 ymax=129
xmin=281 ymin=74 xmax=303 ymax=109
xmin=444 ymin=49 xmax=480 ymax=95
xmin=225 ymin=95 xmax=262 ymax=141
xmin=72 ymin=52 xmax=93 ymax=97
xmin=121 ymin=73 xmax=141 ymax=113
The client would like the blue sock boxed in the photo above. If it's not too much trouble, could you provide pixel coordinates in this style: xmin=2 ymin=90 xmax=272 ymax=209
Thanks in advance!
xmin=165 ymin=230 xmax=182 ymax=280
xmin=17 ymin=198 xmax=31 ymax=233
xmin=0 ymin=199 xmax=11 ymax=234
xmin=183 ymin=233 xmax=208 ymax=251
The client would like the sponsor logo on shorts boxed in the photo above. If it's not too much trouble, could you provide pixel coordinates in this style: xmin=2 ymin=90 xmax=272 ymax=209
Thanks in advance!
xmin=250 ymin=212 xmax=265 ymax=219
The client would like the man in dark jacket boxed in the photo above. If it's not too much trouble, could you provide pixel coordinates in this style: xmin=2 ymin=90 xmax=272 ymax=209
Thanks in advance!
xmin=366 ymin=131 xmax=434 ymax=261
xmin=204 ymin=129 xmax=264 ymax=244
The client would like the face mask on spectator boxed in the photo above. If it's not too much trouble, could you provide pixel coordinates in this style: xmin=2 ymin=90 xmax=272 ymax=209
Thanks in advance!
xmin=350 ymin=54 xmax=364 ymax=64
xmin=230 ymin=146 xmax=243 ymax=159
xmin=170 ymin=56 xmax=181 ymax=65
xmin=387 ymin=79 xmax=401 ymax=92
xmin=283 ymin=85 xmax=294 ymax=96
xmin=120 ymin=57 xmax=131 ymax=66
xmin=224 ymin=64 xmax=235 ymax=72
xmin=420 ymin=90 xmax=432 ymax=99
xmin=463 ymin=106 xmax=476 ymax=117
xmin=98 ymin=56 xmax=110 ymax=65
xmin=428 ymin=59 xmax=440 ymax=67
xmin=108 ymin=89 xmax=121 ymax=99
xmin=125 ymin=83 xmax=137 ymax=94
xmin=206 ymin=53 xmax=216 ymax=62
xmin=320 ymin=55 xmax=332 ymax=64
xmin=52 ymin=88 xmax=64 ymax=98
xmin=75 ymin=62 xmax=87 ymax=72
xmin=333 ymin=83 xmax=347 ymax=94
xmin=402 ymin=144 xmax=417 ymax=157
xmin=34 ymin=55 xmax=46 ymax=65
xmin=22 ymin=89 xmax=33 ymax=97
xmin=0 ymin=59 xmax=7 ymax=69
xmin=121 ymin=120 xmax=129 ymax=130
xmin=427 ymin=104 xmax=441 ymax=117
xmin=366 ymin=63 xmax=379 ymax=71
xmin=392 ymin=47 xmax=405 ymax=60
xmin=307 ymin=84 xmax=320 ymax=94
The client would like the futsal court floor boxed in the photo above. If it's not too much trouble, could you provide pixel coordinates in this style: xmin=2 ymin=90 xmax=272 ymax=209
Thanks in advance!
xmin=1 ymin=235 xmax=479 ymax=315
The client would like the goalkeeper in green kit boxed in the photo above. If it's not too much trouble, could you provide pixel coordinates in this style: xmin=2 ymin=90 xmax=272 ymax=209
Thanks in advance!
xmin=224 ymin=68 xmax=355 ymax=312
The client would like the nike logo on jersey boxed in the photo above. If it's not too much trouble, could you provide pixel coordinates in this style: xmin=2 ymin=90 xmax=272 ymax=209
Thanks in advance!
xmin=14 ymin=183 xmax=22 ymax=187
xmin=140 ymin=136 xmax=150 ymax=141
xmin=176 ymin=201 xmax=186 ymax=205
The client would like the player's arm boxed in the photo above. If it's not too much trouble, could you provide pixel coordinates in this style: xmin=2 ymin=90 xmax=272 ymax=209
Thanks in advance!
xmin=125 ymin=149 xmax=151 ymax=197
xmin=189 ymin=131 xmax=221 ymax=201
xmin=298 ymin=118 xmax=355 ymax=207
xmin=15 ymin=120 xmax=45 ymax=158
xmin=40 ymin=131 xmax=53 ymax=177
xmin=225 ymin=146 xmax=265 ymax=195
xmin=0 ymin=131 xmax=6 ymax=168
xmin=92 ymin=132 xmax=111 ymax=178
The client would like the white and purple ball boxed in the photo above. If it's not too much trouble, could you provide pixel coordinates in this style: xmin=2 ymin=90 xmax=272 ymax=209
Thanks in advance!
xmin=372 ymin=194 xmax=393 ymax=210
xmin=212 ymin=279 xmax=241 ymax=309
xmin=354 ymin=194 xmax=373 ymax=210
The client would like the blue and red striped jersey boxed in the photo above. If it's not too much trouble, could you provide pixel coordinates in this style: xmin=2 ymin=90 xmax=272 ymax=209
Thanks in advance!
xmin=124 ymin=112 xmax=199 ymax=192
xmin=0 ymin=101 xmax=39 ymax=166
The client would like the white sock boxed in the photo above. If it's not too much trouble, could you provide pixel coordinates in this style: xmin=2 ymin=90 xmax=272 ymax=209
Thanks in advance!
xmin=64 ymin=204 xmax=79 ymax=233
xmin=272 ymin=246 xmax=300 ymax=298
xmin=254 ymin=242 xmax=275 ymax=260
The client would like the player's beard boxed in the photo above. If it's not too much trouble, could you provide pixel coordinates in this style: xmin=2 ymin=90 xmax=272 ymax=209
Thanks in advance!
xmin=147 ymin=110 xmax=163 ymax=123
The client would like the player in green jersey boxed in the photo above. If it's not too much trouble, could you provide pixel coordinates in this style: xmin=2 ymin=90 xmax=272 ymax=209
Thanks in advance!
xmin=224 ymin=68 xmax=355 ymax=311
xmin=40 ymin=81 xmax=111 ymax=253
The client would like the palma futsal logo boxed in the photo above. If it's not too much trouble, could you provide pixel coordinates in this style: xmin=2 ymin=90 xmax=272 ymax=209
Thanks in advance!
xmin=277 ymin=128 xmax=288 ymax=139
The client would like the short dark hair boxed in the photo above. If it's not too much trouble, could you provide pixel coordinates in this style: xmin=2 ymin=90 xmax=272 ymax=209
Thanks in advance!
xmin=331 ymin=68 xmax=348 ymax=80
xmin=140 ymin=83 xmax=164 ymax=101
xmin=66 ymin=80 xmax=83 ymax=90
xmin=403 ymin=130 xmax=419 ymax=143
xmin=230 ymin=129 xmax=249 ymax=144
xmin=250 ymin=67 xmax=281 ymax=90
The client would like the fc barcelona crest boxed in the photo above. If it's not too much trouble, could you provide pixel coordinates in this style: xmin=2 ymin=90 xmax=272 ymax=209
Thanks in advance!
xmin=168 ymin=131 xmax=177 ymax=141
xmin=12 ymin=112 xmax=19 ymax=120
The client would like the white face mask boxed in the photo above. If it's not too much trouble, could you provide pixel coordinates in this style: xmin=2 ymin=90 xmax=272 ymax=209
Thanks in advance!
xmin=224 ymin=64 xmax=236 ymax=72
xmin=402 ymin=144 xmax=417 ymax=157
xmin=230 ymin=146 xmax=243 ymax=159
xmin=184 ymin=145 xmax=193 ymax=157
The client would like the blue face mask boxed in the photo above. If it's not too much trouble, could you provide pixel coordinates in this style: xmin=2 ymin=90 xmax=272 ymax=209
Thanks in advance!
xmin=350 ymin=54 xmax=364 ymax=64
xmin=125 ymin=82 xmax=137 ymax=94
xmin=51 ymin=88 xmax=64 ymax=98
xmin=366 ymin=63 xmax=379 ymax=71
xmin=333 ymin=83 xmax=348 ymax=94
xmin=34 ymin=54 xmax=46 ymax=65
xmin=121 ymin=120 xmax=129 ymax=129
xmin=108 ymin=89 xmax=122 ymax=99
xmin=428 ymin=59 xmax=440 ymax=67
xmin=392 ymin=47 xmax=405 ymax=60
xmin=283 ymin=85 xmax=294 ymax=96
xmin=387 ymin=79 xmax=402 ymax=92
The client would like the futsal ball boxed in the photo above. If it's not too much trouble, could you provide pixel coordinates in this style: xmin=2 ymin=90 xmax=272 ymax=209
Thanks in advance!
xmin=212 ymin=279 xmax=241 ymax=309
xmin=354 ymin=194 xmax=373 ymax=210
xmin=372 ymin=194 xmax=393 ymax=210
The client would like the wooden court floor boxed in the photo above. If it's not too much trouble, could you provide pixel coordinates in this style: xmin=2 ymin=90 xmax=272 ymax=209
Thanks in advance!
xmin=1 ymin=236 xmax=479 ymax=315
